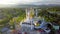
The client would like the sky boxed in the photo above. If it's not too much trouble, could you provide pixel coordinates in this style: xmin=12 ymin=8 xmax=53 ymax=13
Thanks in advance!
xmin=0 ymin=0 xmax=60 ymax=4
xmin=0 ymin=0 xmax=43 ymax=5
xmin=0 ymin=0 xmax=60 ymax=7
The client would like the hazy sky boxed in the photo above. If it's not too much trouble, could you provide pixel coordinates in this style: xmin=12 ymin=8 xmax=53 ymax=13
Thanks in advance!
xmin=0 ymin=0 xmax=60 ymax=4
xmin=0 ymin=0 xmax=60 ymax=7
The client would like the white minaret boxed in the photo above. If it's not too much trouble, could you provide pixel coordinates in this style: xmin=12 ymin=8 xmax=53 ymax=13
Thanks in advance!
xmin=25 ymin=8 xmax=34 ymax=22
xmin=36 ymin=9 xmax=38 ymax=17
xmin=25 ymin=8 xmax=30 ymax=22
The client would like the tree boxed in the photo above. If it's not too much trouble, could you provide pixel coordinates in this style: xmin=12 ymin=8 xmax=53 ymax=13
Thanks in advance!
xmin=38 ymin=9 xmax=60 ymax=25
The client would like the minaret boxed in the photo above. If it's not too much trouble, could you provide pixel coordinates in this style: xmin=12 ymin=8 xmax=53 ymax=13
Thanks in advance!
xmin=25 ymin=8 xmax=35 ymax=30
xmin=25 ymin=8 xmax=34 ymax=22
xmin=34 ymin=9 xmax=38 ymax=17
xmin=25 ymin=8 xmax=30 ymax=21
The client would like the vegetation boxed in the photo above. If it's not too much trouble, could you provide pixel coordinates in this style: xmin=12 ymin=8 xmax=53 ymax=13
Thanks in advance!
xmin=0 ymin=8 xmax=26 ymax=29
xmin=0 ymin=7 xmax=60 ymax=29
xmin=38 ymin=7 xmax=60 ymax=25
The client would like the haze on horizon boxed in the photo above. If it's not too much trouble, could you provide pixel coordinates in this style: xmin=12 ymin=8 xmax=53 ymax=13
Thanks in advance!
xmin=0 ymin=0 xmax=60 ymax=8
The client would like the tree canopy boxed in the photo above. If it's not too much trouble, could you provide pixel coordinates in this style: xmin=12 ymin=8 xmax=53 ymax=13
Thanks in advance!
xmin=38 ymin=8 xmax=60 ymax=25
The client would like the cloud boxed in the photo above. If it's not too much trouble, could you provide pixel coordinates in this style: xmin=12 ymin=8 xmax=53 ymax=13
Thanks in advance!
xmin=0 ymin=0 xmax=43 ymax=4
xmin=0 ymin=0 xmax=60 ymax=7
xmin=0 ymin=0 xmax=60 ymax=5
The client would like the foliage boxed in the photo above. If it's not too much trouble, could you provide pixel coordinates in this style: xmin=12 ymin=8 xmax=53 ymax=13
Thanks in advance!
xmin=38 ymin=9 xmax=60 ymax=25
xmin=0 ymin=8 xmax=26 ymax=27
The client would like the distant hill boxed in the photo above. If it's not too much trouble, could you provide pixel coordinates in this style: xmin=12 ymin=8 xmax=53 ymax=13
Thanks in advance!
xmin=0 ymin=4 xmax=60 ymax=8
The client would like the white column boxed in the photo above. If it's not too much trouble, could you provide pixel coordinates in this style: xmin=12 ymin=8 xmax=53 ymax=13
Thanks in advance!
xmin=25 ymin=8 xmax=28 ymax=18
xmin=25 ymin=8 xmax=30 ymax=22
xmin=36 ymin=9 xmax=38 ymax=17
